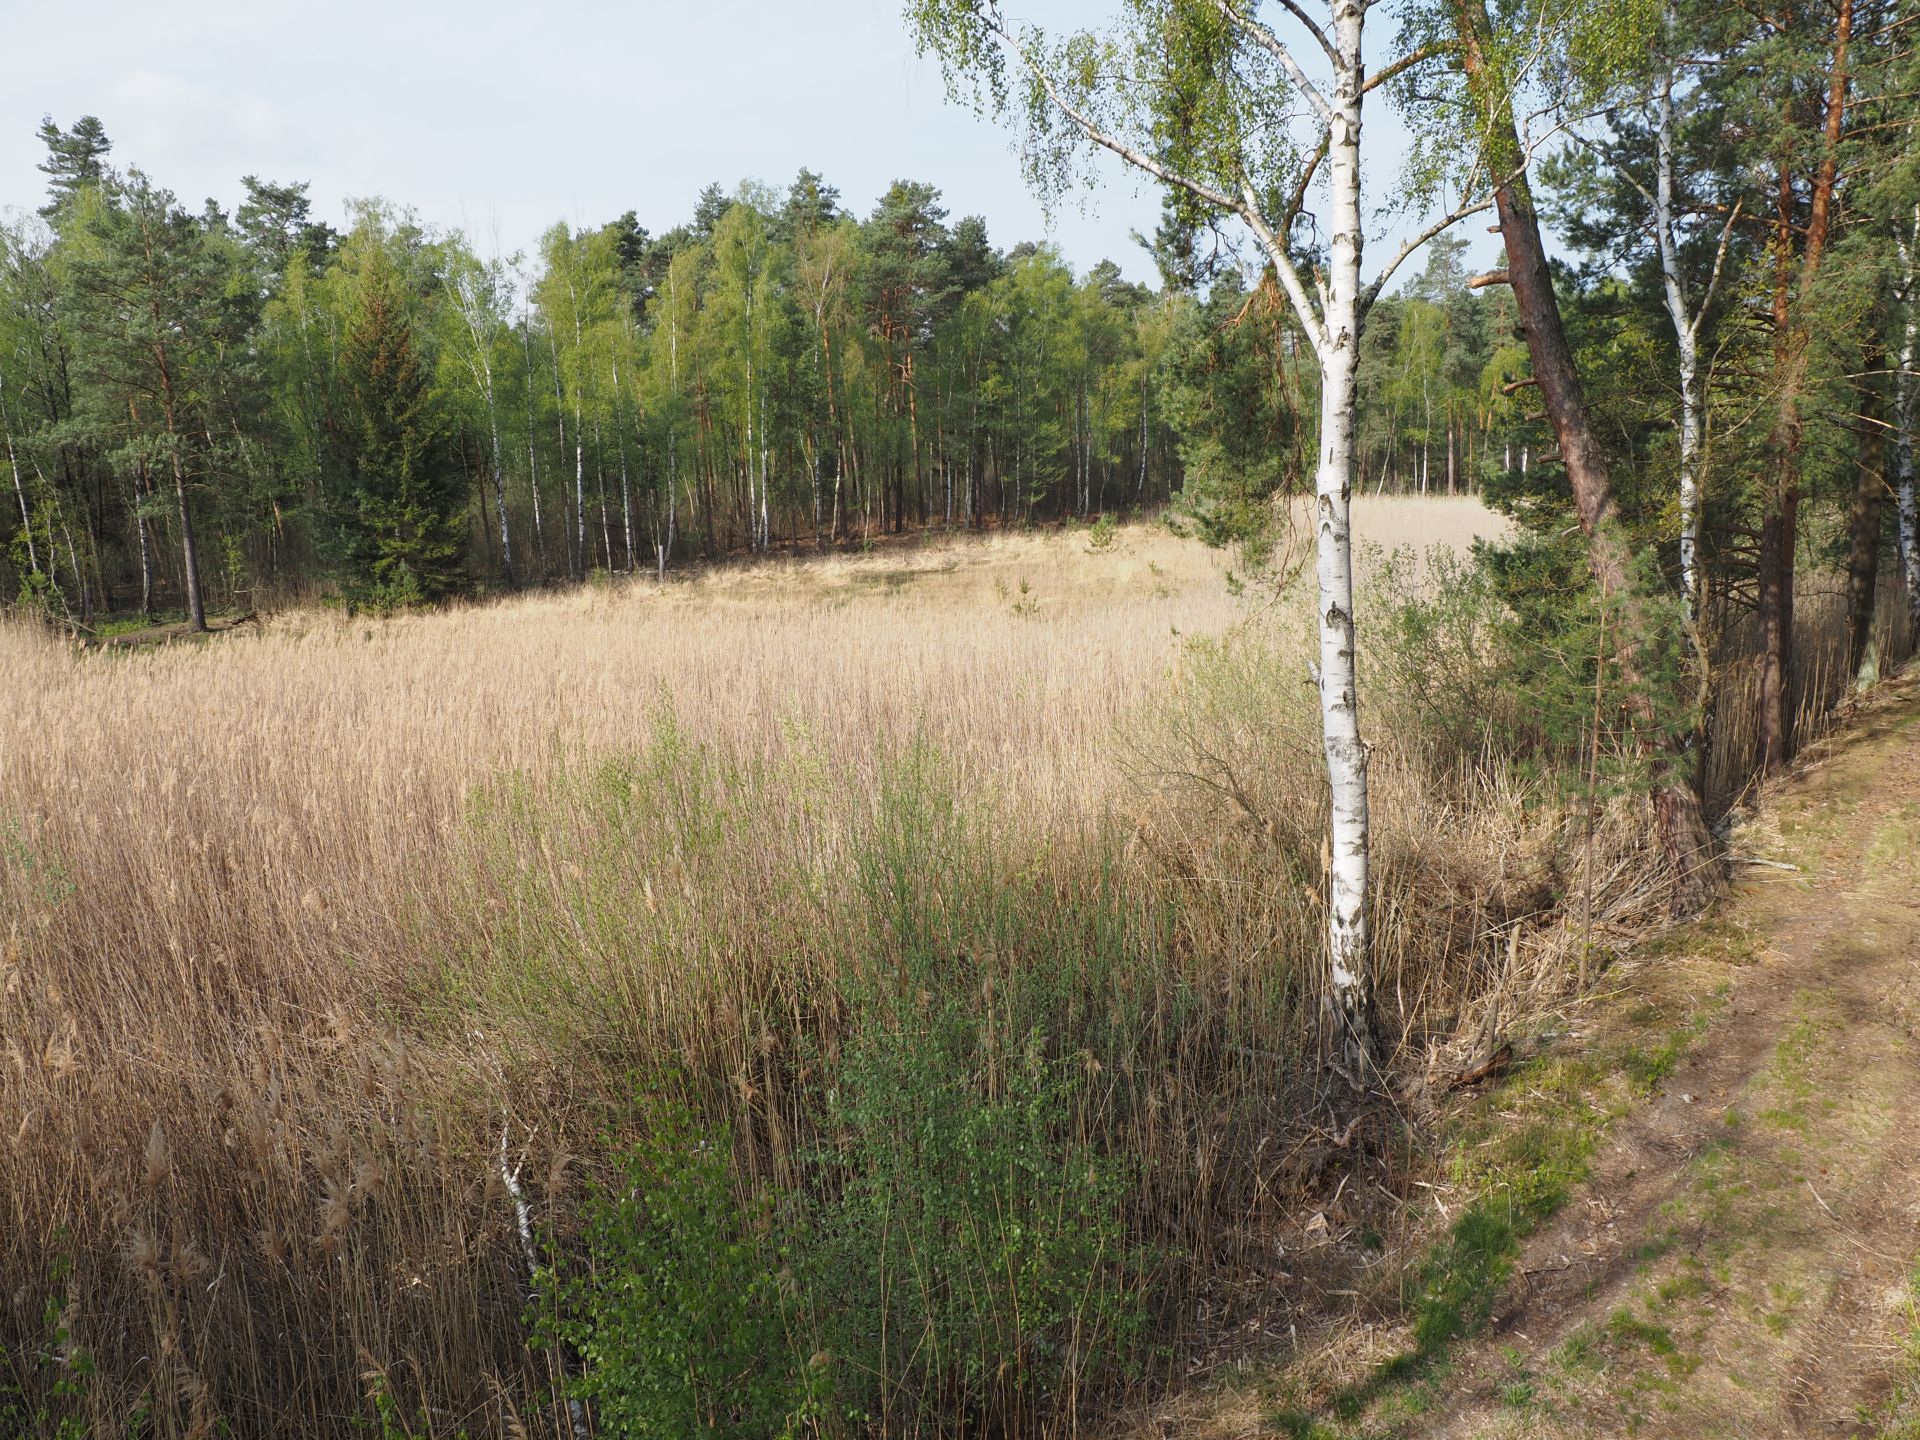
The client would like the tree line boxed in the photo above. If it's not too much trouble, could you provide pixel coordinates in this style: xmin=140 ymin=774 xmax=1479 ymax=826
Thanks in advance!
xmin=2 ymin=129 xmax=1186 ymax=618
xmin=2 ymin=117 xmax=1567 ymax=624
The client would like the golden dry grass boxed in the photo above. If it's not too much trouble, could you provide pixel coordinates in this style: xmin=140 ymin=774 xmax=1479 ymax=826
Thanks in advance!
xmin=0 ymin=498 xmax=1614 ymax=1439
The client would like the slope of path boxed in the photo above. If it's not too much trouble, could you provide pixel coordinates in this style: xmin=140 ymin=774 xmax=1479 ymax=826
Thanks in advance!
xmin=1420 ymin=671 xmax=1920 ymax=1438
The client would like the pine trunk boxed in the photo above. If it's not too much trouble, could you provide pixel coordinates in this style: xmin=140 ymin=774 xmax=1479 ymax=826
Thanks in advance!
xmin=1757 ymin=0 xmax=1851 ymax=769
xmin=1454 ymin=0 xmax=1718 ymax=906
xmin=1897 ymin=220 xmax=1919 ymax=632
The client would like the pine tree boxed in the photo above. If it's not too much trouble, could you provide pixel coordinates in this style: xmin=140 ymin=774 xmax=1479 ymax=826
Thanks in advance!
xmin=59 ymin=169 xmax=249 ymax=631
xmin=36 ymin=115 xmax=111 ymax=219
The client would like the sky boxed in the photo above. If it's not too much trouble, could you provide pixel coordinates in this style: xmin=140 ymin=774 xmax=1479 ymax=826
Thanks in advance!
xmin=0 ymin=0 xmax=1484 ymax=287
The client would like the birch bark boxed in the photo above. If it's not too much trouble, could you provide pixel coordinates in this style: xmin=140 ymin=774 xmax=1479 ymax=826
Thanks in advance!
xmin=450 ymin=265 xmax=513 ymax=586
xmin=1300 ymin=0 xmax=1374 ymax=1065
xmin=2 ymin=372 xmax=39 ymax=580
xmin=1652 ymin=9 xmax=1705 ymax=612
xmin=521 ymin=295 xmax=548 ymax=583
xmin=1897 ymin=214 xmax=1919 ymax=630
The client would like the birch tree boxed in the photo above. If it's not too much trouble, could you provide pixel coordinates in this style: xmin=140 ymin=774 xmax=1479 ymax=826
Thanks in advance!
xmin=535 ymin=225 xmax=619 ymax=575
xmin=1566 ymin=1 xmax=1741 ymax=615
xmin=443 ymin=236 xmax=516 ymax=587
xmin=908 ymin=0 xmax=1495 ymax=1069
xmin=1898 ymin=210 xmax=1919 ymax=628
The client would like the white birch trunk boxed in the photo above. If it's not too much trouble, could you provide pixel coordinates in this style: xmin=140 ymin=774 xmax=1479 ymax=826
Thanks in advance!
xmin=1653 ymin=17 xmax=1702 ymax=614
xmin=944 ymin=0 xmax=1511 ymax=1071
xmin=1898 ymin=216 xmax=1919 ymax=630
xmin=522 ymin=299 xmax=547 ymax=583
xmin=565 ymin=286 xmax=588 ymax=574
xmin=452 ymin=267 xmax=514 ymax=586
xmin=546 ymin=329 xmax=573 ymax=576
xmin=489 ymin=412 xmax=512 ymax=585
xmin=1310 ymin=5 xmax=1374 ymax=1071
xmin=134 ymin=473 xmax=153 ymax=615
xmin=3 ymin=372 xmax=41 ymax=580
xmin=1138 ymin=377 xmax=1150 ymax=503
xmin=663 ymin=265 xmax=682 ymax=579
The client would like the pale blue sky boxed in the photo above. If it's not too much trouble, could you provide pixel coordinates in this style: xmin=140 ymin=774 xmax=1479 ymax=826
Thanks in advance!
xmin=3 ymin=0 xmax=1483 ymax=286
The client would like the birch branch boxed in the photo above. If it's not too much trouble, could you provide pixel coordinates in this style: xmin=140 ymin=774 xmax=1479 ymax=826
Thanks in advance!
xmin=1362 ymin=196 xmax=1495 ymax=313
xmin=1280 ymin=134 xmax=1331 ymax=233
xmin=1363 ymin=43 xmax=1454 ymax=95
xmin=1241 ymin=179 xmax=1332 ymax=357
xmin=1212 ymin=0 xmax=1337 ymax=121
xmin=1691 ymin=198 xmax=1744 ymax=337
xmin=984 ymin=8 xmax=1243 ymax=212
xmin=979 ymin=5 xmax=1329 ymax=348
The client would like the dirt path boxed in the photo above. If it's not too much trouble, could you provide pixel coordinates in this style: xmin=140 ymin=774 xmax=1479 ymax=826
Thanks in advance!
xmin=1416 ymin=672 xmax=1920 ymax=1438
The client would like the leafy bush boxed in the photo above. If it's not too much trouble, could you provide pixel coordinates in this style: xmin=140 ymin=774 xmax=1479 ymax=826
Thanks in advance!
xmin=1363 ymin=536 xmax=1693 ymax=800
xmin=802 ymin=1014 xmax=1143 ymax=1433
xmin=541 ymin=1100 xmax=827 ymax=1439
xmin=795 ymin=745 xmax=1148 ymax=1430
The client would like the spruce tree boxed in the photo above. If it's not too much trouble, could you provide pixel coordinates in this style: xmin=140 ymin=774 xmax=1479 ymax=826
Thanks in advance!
xmin=338 ymin=262 xmax=465 ymax=604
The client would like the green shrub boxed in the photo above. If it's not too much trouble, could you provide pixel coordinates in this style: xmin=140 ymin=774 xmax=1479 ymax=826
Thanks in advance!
xmin=541 ymin=1100 xmax=826 ymax=1439
xmin=792 ymin=743 xmax=1149 ymax=1430
xmin=801 ymin=1013 xmax=1143 ymax=1432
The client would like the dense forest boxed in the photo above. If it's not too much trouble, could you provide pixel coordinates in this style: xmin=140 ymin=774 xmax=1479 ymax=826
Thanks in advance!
xmin=2 ymin=118 xmax=1566 ymax=621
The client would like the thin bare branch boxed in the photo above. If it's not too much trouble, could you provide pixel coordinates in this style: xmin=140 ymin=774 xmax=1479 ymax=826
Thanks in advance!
xmin=1239 ymin=177 xmax=1331 ymax=357
xmin=1362 ymin=196 xmax=1495 ymax=313
xmin=1280 ymin=133 xmax=1331 ymax=232
xmin=1692 ymin=198 xmax=1744 ymax=336
xmin=986 ymin=10 xmax=1243 ymax=213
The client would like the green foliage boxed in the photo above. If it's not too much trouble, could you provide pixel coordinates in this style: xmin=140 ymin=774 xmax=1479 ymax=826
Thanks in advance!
xmin=4 ymin=141 xmax=1189 ymax=616
xmin=542 ymin=1100 xmax=825 ymax=1439
xmin=1365 ymin=531 xmax=1696 ymax=799
xmin=1159 ymin=272 xmax=1313 ymax=567
xmin=334 ymin=242 xmax=467 ymax=605
xmin=468 ymin=732 xmax=1161 ymax=1436
xmin=0 ymin=1247 xmax=92 ymax=1440
xmin=794 ymin=744 xmax=1148 ymax=1429
xmin=805 ymin=996 xmax=1143 ymax=1430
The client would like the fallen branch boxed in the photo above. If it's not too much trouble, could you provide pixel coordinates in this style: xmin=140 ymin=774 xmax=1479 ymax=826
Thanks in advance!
xmin=499 ymin=1125 xmax=588 ymax=1440
xmin=1447 ymin=1042 xmax=1514 ymax=1090
xmin=1730 ymin=855 xmax=1801 ymax=871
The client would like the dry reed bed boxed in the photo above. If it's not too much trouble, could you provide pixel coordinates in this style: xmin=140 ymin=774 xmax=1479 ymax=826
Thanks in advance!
xmin=0 ymin=502 xmax=1636 ymax=1438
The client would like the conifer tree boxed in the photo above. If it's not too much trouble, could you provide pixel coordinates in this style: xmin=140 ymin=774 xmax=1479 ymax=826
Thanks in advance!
xmin=58 ymin=169 xmax=246 ymax=631
xmin=337 ymin=258 xmax=465 ymax=604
